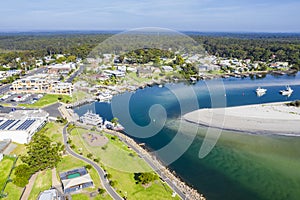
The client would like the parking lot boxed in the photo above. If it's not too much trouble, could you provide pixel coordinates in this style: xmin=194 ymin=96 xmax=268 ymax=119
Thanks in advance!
xmin=0 ymin=93 xmax=44 ymax=106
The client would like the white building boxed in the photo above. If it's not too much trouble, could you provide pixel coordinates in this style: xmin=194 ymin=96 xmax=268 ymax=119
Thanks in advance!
xmin=162 ymin=65 xmax=173 ymax=72
xmin=0 ymin=110 xmax=48 ymax=144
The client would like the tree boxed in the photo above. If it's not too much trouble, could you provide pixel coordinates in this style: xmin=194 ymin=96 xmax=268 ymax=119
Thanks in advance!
xmin=87 ymin=153 xmax=93 ymax=159
xmin=134 ymin=172 xmax=159 ymax=185
xmin=66 ymin=55 xmax=76 ymax=63
xmin=21 ymin=134 xmax=62 ymax=172
xmin=111 ymin=117 xmax=119 ymax=126
xmin=13 ymin=164 xmax=33 ymax=187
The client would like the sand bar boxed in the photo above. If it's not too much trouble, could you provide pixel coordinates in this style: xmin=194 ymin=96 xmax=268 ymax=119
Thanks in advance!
xmin=183 ymin=102 xmax=300 ymax=136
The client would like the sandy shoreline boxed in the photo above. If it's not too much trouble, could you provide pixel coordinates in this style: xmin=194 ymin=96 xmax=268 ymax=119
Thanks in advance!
xmin=183 ymin=102 xmax=300 ymax=136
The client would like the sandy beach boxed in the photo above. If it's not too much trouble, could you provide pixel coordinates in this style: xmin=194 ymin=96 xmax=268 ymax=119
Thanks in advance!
xmin=183 ymin=102 xmax=300 ymax=136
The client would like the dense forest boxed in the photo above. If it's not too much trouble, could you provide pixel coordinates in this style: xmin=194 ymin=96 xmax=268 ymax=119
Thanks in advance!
xmin=0 ymin=32 xmax=300 ymax=70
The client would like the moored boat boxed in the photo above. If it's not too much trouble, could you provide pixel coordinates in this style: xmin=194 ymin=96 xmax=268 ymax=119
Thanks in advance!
xmin=280 ymin=86 xmax=293 ymax=96
xmin=256 ymin=87 xmax=267 ymax=96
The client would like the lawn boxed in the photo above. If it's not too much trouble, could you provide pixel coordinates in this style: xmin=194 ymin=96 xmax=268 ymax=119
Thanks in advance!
xmin=0 ymin=157 xmax=15 ymax=190
xmin=69 ymin=127 xmax=179 ymax=200
xmin=28 ymin=169 xmax=52 ymax=200
xmin=72 ymin=192 xmax=112 ymax=200
xmin=107 ymin=167 xmax=179 ymax=200
xmin=19 ymin=94 xmax=72 ymax=108
xmin=38 ymin=122 xmax=64 ymax=143
xmin=69 ymin=128 xmax=151 ymax=173
xmin=3 ymin=183 xmax=23 ymax=200
xmin=2 ymin=157 xmax=23 ymax=200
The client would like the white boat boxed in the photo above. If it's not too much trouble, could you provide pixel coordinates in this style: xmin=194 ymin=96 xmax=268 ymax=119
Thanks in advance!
xmin=80 ymin=110 xmax=103 ymax=126
xmin=190 ymin=77 xmax=197 ymax=82
xmin=280 ymin=86 xmax=293 ymax=96
xmin=256 ymin=87 xmax=267 ymax=96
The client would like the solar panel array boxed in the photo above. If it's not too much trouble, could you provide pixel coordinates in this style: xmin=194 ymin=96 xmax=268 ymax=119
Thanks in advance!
xmin=7 ymin=120 xmax=21 ymax=130
xmin=0 ymin=120 xmax=15 ymax=130
xmin=16 ymin=120 xmax=36 ymax=130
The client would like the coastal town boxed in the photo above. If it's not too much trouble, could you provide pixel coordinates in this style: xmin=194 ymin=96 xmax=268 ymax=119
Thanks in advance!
xmin=0 ymin=45 xmax=299 ymax=200
xmin=1 ymin=0 xmax=300 ymax=199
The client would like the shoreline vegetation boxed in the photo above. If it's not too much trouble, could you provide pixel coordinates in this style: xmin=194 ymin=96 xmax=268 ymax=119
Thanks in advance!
xmin=183 ymin=102 xmax=300 ymax=136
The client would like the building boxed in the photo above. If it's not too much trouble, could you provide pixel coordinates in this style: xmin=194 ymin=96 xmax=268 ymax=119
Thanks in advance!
xmin=103 ymin=70 xmax=125 ymax=77
xmin=48 ymin=63 xmax=76 ymax=75
xmin=60 ymin=167 xmax=93 ymax=194
xmin=38 ymin=189 xmax=59 ymax=200
xmin=11 ymin=74 xmax=73 ymax=95
xmin=79 ymin=110 xmax=103 ymax=126
xmin=0 ymin=110 xmax=48 ymax=144
xmin=162 ymin=65 xmax=173 ymax=72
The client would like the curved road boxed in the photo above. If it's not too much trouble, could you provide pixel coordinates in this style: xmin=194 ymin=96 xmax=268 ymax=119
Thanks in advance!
xmin=62 ymin=124 xmax=123 ymax=200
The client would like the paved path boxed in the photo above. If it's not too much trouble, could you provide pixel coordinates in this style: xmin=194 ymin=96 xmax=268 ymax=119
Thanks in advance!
xmin=20 ymin=171 xmax=39 ymax=200
xmin=106 ymin=130 xmax=187 ymax=200
xmin=51 ymin=168 xmax=63 ymax=194
xmin=62 ymin=124 xmax=122 ymax=200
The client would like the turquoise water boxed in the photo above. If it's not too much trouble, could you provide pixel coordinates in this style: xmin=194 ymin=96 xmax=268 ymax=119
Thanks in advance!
xmin=75 ymin=73 xmax=300 ymax=200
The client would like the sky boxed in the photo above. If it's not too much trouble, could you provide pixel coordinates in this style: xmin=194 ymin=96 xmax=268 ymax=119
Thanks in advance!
xmin=1 ymin=0 xmax=300 ymax=32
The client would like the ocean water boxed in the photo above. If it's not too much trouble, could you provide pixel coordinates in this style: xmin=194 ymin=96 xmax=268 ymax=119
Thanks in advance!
xmin=74 ymin=73 xmax=300 ymax=200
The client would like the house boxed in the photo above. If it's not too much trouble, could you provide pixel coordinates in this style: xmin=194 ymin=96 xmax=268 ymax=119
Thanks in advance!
xmin=199 ymin=64 xmax=220 ymax=72
xmin=162 ymin=65 xmax=173 ymax=72
xmin=103 ymin=70 xmax=125 ymax=78
xmin=60 ymin=167 xmax=94 ymax=194
xmin=270 ymin=62 xmax=289 ymax=69
xmin=117 ymin=65 xmax=127 ymax=72
xmin=137 ymin=67 xmax=152 ymax=78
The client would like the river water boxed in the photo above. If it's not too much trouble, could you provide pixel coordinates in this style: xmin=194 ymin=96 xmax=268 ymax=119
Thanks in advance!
xmin=75 ymin=73 xmax=300 ymax=200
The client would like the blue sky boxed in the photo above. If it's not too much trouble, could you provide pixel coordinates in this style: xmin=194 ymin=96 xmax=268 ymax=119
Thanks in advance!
xmin=1 ymin=0 xmax=300 ymax=32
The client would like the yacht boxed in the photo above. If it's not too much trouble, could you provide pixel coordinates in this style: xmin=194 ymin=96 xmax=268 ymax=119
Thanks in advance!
xmin=280 ymin=86 xmax=293 ymax=96
xmin=80 ymin=110 xmax=103 ymax=126
xmin=256 ymin=87 xmax=267 ymax=96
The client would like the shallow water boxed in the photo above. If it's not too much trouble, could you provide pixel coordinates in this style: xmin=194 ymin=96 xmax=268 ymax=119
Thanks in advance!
xmin=75 ymin=73 xmax=300 ymax=200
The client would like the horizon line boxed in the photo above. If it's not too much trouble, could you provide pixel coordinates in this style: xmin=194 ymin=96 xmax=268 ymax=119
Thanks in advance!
xmin=1 ymin=29 xmax=300 ymax=35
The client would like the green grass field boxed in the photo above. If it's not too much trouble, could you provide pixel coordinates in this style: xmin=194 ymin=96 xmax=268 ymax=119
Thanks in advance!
xmin=19 ymin=94 xmax=72 ymax=108
xmin=72 ymin=192 xmax=112 ymax=200
xmin=2 ymin=183 xmax=23 ymax=200
xmin=38 ymin=122 xmax=64 ymax=143
xmin=28 ymin=170 xmax=52 ymax=200
xmin=2 ymin=157 xmax=23 ymax=200
xmin=69 ymin=127 xmax=179 ymax=200
xmin=0 ymin=157 xmax=15 ymax=190
xmin=69 ymin=128 xmax=151 ymax=173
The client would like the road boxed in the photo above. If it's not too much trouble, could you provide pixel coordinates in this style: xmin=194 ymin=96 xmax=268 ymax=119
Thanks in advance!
xmin=62 ymin=124 xmax=123 ymax=200
xmin=66 ymin=65 xmax=84 ymax=83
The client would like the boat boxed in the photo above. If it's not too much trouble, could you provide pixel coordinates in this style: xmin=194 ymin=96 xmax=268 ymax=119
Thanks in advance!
xmin=280 ymin=86 xmax=293 ymax=96
xmin=256 ymin=87 xmax=267 ymax=96
xmin=80 ymin=110 xmax=103 ymax=126
xmin=190 ymin=77 xmax=197 ymax=83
